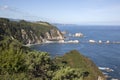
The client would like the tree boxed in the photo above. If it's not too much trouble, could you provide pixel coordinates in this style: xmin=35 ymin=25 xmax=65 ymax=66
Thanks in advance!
xmin=26 ymin=51 xmax=54 ymax=79
xmin=53 ymin=67 xmax=82 ymax=80
xmin=0 ymin=47 xmax=26 ymax=74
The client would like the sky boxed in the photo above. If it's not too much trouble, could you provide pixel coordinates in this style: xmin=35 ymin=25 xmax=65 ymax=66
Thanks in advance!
xmin=0 ymin=0 xmax=120 ymax=25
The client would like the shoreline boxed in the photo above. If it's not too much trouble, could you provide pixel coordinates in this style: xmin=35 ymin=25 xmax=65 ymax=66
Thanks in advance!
xmin=24 ymin=40 xmax=120 ymax=47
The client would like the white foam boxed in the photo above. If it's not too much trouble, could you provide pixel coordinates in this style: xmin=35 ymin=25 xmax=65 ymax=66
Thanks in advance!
xmin=99 ymin=67 xmax=114 ymax=72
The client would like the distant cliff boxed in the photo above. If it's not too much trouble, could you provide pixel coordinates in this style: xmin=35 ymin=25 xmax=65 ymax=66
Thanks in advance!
xmin=0 ymin=18 xmax=64 ymax=45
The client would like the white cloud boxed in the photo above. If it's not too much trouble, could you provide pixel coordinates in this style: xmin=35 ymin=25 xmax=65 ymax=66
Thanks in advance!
xmin=0 ymin=5 xmax=9 ymax=10
xmin=0 ymin=5 xmax=19 ymax=12
xmin=0 ymin=5 xmax=45 ymax=21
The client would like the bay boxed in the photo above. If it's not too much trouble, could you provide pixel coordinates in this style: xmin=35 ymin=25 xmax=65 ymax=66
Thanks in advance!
xmin=31 ymin=25 xmax=120 ymax=80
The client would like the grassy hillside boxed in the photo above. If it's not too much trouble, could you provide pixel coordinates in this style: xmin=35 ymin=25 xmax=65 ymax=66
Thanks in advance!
xmin=54 ymin=50 xmax=106 ymax=80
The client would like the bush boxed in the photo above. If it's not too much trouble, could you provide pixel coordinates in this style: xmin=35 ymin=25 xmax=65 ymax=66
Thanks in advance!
xmin=53 ymin=67 xmax=82 ymax=80
xmin=0 ymin=38 xmax=105 ymax=80
xmin=26 ymin=51 xmax=54 ymax=79
xmin=0 ymin=47 xmax=26 ymax=74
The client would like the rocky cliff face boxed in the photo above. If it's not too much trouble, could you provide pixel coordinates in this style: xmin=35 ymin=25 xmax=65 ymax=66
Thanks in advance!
xmin=20 ymin=28 xmax=64 ymax=44
xmin=0 ymin=18 xmax=64 ymax=45
xmin=45 ymin=29 xmax=64 ymax=40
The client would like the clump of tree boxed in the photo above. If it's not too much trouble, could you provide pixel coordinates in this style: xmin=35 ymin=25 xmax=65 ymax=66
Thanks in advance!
xmin=0 ymin=37 xmax=92 ymax=80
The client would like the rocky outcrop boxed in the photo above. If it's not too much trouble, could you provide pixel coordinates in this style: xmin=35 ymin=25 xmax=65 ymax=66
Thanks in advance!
xmin=21 ymin=29 xmax=42 ymax=44
xmin=0 ymin=18 xmax=64 ymax=45
xmin=98 ymin=76 xmax=105 ymax=80
xmin=20 ymin=28 xmax=64 ymax=44
xmin=45 ymin=29 xmax=64 ymax=40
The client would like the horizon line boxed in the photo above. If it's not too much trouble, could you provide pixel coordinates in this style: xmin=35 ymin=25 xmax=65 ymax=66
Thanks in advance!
xmin=1 ymin=17 xmax=120 ymax=26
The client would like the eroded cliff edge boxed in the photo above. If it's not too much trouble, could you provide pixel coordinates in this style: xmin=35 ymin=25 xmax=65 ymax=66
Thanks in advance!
xmin=0 ymin=18 xmax=64 ymax=45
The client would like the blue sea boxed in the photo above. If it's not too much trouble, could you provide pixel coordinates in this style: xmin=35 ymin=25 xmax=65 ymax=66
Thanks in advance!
xmin=31 ymin=25 xmax=120 ymax=80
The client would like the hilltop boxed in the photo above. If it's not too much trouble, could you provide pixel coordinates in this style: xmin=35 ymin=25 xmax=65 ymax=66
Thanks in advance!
xmin=54 ymin=50 xmax=106 ymax=80
xmin=0 ymin=17 xmax=64 ymax=45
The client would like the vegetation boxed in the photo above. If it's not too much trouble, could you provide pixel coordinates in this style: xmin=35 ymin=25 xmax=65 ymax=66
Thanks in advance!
xmin=0 ymin=37 xmax=83 ymax=80
xmin=0 ymin=17 xmax=105 ymax=80
xmin=54 ymin=50 xmax=105 ymax=80
xmin=0 ymin=17 xmax=61 ymax=44
xmin=0 ymin=37 xmax=105 ymax=80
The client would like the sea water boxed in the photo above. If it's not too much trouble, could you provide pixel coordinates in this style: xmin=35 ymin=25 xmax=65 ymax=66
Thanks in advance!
xmin=31 ymin=25 xmax=120 ymax=80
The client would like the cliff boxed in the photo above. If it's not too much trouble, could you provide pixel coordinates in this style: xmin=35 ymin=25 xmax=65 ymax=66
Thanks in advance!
xmin=0 ymin=17 xmax=106 ymax=80
xmin=0 ymin=18 xmax=64 ymax=45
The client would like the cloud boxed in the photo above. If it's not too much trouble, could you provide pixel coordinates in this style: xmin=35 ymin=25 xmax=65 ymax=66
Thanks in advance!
xmin=0 ymin=5 xmax=20 ymax=12
xmin=0 ymin=5 xmax=47 ymax=21
xmin=0 ymin=5 xmax=9 ymax=10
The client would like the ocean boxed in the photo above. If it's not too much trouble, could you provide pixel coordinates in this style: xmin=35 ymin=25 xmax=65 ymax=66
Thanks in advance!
xmin=31 ymin=25 xmax=120 ymax=80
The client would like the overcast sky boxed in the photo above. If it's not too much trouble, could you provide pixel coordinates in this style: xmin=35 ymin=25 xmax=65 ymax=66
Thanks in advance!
xmin=0 ymin=0 xmax=120 ymax=25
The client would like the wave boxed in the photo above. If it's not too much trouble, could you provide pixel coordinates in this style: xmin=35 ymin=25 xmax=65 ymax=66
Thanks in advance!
xmin=98 ymin=67 xmax=114 ymax=72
